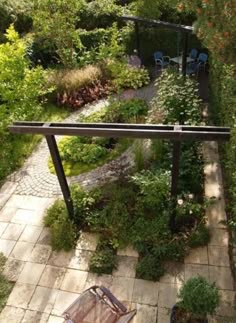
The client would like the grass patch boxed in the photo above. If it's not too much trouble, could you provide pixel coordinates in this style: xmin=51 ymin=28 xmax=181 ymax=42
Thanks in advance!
xmin=0 ymin=253 xmax=14 ymax=313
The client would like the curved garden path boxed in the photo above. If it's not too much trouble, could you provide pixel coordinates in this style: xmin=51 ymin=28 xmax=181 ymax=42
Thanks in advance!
xmin=7 ymin=83 xmax=156 ymax=198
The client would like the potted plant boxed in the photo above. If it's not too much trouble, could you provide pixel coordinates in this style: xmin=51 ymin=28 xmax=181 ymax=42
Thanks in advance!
xmin=171 ymin=276 xmax=220 ymax=323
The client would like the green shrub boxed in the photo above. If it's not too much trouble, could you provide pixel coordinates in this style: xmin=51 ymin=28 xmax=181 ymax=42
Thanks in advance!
xmin=44 ymin=200 xmax=77 ymax=251
xmin=150 ymin=69 xmax=202 ymax=125
xmin=188 ymin=223 xmax=210 ymax=248
xmin=136 ymin=254 xmax=165 ymax=281
xmin=89 ymin=239 xmax=117 ymax=274
xmin=106 ymin=60 xmax=150 ymax=90
xmin=178 ymin=276 xmax=220 ymax=317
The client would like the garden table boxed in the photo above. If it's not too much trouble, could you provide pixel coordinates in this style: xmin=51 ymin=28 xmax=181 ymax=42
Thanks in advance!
xmin=170 ymin=56 xmax=194 ymax=65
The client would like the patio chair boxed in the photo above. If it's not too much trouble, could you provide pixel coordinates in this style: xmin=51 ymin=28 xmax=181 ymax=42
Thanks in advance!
xmin=63 ymin=285 xmax=137 ymax=323
xmin=186 ymin=52 xmax=208 ymax=76
xmin=189 ymin=48 xmax=198 ymax=60
xmin=154 ymin=51 xmax=170 ymax=69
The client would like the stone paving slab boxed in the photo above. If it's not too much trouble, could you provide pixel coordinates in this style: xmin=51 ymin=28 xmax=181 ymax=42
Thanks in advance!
xmin=22 ymin=310 xmax=49 ymax=323
xmin=28 ymin=287 xmax=58 ymax=314
xmin=3 ymin=258 xmax=25 ymax=282
xmin=39 ymin=265 xmax=66 ymax=289
xmin=7 ymin=282 xmax=36 ymax=309
xmin=18 ymin=262 xmax=45 ymax=285
xmin=52 ymin=290 xmax=79 ymax=316
xmin=132 ymin=279 xmax=158 ymax=306
xmin=60 ymin=269 xmax=88 ymax=293
xmin=0 ymin=306 xmax=25 ymax=322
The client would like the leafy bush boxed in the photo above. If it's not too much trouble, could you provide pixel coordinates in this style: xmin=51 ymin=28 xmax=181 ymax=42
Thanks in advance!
xmin=178 ymin=276 xmax=220 ymax=317
xmin=106 ymin=60 xmax=150 ymax=90
xmin=188 ymin=223 xmax=210 ymax=248
xmin=44 ymin=200 xmax=77 ymax=251
xmin=136 ymin=254 xmax=165 ymax=281
xmin=89 ymin=239 xmax=117 ymax=274
xmin=150 ymin=69 xmax=202 ymax=125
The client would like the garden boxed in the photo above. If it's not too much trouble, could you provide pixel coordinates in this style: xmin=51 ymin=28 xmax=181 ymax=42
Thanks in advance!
xmin=0 ymin=0 xmax=235 ymax=321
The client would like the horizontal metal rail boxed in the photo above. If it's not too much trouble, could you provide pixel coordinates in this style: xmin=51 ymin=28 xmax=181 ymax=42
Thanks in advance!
xmin=9 ymin=122 xmax=230 ymax=141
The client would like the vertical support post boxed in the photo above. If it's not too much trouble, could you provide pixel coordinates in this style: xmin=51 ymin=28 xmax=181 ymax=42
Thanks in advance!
xmin=170 ymin=140 xmax=181 ymax=232
xmin=182 ymin=32 xmax=188 ymax=76
xmin=46 ymin=135 xmax=74 ymax=218
xmin=135 ymin=21 xmax=141 ymax=58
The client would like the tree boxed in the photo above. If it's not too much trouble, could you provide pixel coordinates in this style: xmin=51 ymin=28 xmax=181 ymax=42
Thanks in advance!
xmin=32 ymin=0 xmax=85 ymax=67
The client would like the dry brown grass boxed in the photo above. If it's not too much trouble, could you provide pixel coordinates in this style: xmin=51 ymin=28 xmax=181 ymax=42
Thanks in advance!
xmin=48 ymin=65 xmax=104 ymax=92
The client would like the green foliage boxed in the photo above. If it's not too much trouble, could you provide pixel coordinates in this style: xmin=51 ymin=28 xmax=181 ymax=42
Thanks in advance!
xmin=44 ymin=200 xmax=77 ymax=251
xmin=32 ymin=0 xmax=84 ymax=67
xmin=106 ymin=60 xmax=150 ymax=90
xmin=0 ymin=253 xmax=14 ymax=312
xmin=188 ymin=223 xmax=210 ymax=248
xmin=178 ymin=276 xmax=220 ymax=317
xmin=89 ymin=238 xmax=117 ymax=274
xmin=136 ymin=254 xmax=165 ymax=281
xmin=0 ymin=25 xmax=52 ymax=184
xmin=151 ymin=69 xmax=202 ymax=125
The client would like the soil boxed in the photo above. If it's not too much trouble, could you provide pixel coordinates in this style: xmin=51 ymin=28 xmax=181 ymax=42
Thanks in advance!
xmin=171 ymin=306 xmax=207 ymax=323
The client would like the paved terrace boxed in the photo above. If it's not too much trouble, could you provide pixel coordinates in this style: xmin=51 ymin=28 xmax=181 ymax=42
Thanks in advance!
xmin=0 ymin=84 xmax=235 ymax=322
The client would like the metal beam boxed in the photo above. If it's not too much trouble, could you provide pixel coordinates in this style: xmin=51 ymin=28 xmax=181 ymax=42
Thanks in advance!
xmin=9 ymin=122 xmax=230 ymax=141
xmin=46 ymin=135 xmax=74 ymax=218
xmin=182 ymin=33 xmax=188 ymax=76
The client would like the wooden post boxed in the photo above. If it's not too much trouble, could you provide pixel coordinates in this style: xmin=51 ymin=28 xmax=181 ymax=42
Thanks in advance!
xmin=46 ymin=135 xmax=74 ymax=218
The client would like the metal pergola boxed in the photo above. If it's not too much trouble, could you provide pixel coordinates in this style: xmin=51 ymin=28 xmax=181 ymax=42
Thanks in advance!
xmin=120 ymin=15 xmax=194 ymax=76
xmin=9 ymin=121 xmax=230 ymax=229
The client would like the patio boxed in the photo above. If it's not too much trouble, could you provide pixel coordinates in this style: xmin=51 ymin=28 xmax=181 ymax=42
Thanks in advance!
xmin=0 ymin=138 xmax=235 ymax=323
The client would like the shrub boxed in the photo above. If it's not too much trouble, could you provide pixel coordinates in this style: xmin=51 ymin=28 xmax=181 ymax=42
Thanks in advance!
xmin=106 ymin=60 xmax=150 ymax=90
xmin=136 ymin=254 xmax=165 ymax=281
xmin=150 ymin=69 xmax=202 ymax=125
xmin=188 ymin=223 xmax=210 ymax=248
xmin=44 ymin=200 xmax=77 ymax=251
xmin=178 ymin=276 xmax=220 ymax=317
xmin=89 ymin=239 xmax=117 ymax=274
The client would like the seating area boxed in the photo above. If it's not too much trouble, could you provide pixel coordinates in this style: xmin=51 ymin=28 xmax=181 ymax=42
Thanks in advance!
xmin=154 ymin=49 xmax=208 ymax=76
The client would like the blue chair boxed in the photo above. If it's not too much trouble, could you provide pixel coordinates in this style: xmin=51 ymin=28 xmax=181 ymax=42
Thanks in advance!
xmin=154 ymin=51 xmax=170 ymax=69
xmin=186 ymin=53 xmax=208 ymax=76
xmin=189 ymin=48 xmax=198 ymax=60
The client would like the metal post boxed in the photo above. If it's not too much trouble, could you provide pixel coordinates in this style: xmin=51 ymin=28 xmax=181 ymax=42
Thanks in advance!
xmin=46 ymin=135 xmax=74 ymax=218
xmin=135 ymin=21 xmax=141 ymax=58
xmin=182 ymin=32 xmax=188 ymax=76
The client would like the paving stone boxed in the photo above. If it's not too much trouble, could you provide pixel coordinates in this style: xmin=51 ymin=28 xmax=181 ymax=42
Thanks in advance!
xmin=39 ymin=265 xmax=66 ymax=289
xmin=159 ymin=262 xmax=184 ymax=285
xmin=10 ymin=241 xmax=35 ymax=261
xmin=19 ymin=225 xmax=43 ymax=243
xmin=0 ymin=193 xmax=11 ymax=208
xmin=158 ymin=283 xmax=179 ymax=309
xmin=68 ymin=249 xmax=92 ymax=271
xmin=22 ymin=310 xmax=49 ymax=323
xmin=0 ymin=206 xmax=17 ymax=222
xmin=47 ymin=315 xmax=64 ymax=323
xmin=3 ymin=258 xmax=25 ymax=282
xmin=29 ymin=286 xmax=58 ymax=314
xmin=0 ymin=181 xmax=18 ymax=195
xmin=11 ymin=209 xmax=36 ymax=225
xmin=48 ymin=250 xmax=74 ymax=267
xmin=184 ymin=247 xmax=208 ymax=265
xmin=117 ymin=245 xmax=139 ymax=258
xmin=60 ymin=269 xmax=88 ymax=293
xmin=113 ymin=256 xmax=138 ymax=278
xmin=185 ymin=264 xmax=210 ymax=281
xmin=204 ymin=162 xmax=223 ymax=198
xmin=0 ymin=238 xmax=16 ymax=257
xmin=29 ymin=244 xmax=52 ymax=264
xmin=0 ymin=221 xmax=8 ymax=236
xmin=110 ymin=276 xmax=135 ymax=302
xmin=1 ymin=223 xmax=25 ymax=240
xmin=209 ymin=228 xmax=229 ymax=247
xmin=216 ymin=290 xmax=236 ymax=317
xmin=0 ymin=306 xmax=25 ymax=322
xmin=206 ymin=200 xmax=227 ymax=229
xmin=7 ymin=282 xmax=36 ymax=308
xmin=209 ymin=266 xmax=234 ymax=290
xmin=7 ymin=195 xmax=30 ymax=208
xmin=85 ymin=272 xmax=113 ymax=290
xmin=132 ymin=303 xmax=157 ymax=323
xmin=157 ymin=307 xmax=170 ymax=323
xmin=52 ymin=290 xmax=79 ymax=316
xmin=208 ymin=246 xmax=230 ymax=267
xmin=132 ymin=279 xmax=158 ymax=306
xmin=37 ymin=228 xmax=51 ymax=245
xmin=76 ymin=232 xmax=99 ymax=251
xmin=18 ymin=262 xmax=45 ymax=285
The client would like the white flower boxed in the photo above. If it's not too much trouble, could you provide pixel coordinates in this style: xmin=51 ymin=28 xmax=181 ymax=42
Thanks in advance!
xmin=177 ymin=199 xmax=184 ymax=206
